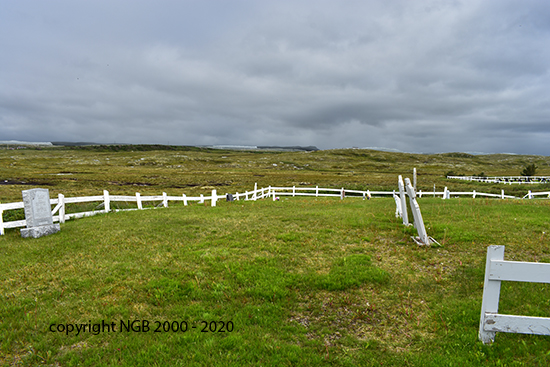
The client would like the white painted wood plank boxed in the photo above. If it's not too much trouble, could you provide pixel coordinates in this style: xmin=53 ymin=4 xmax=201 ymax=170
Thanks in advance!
xmin=110 ymin=196 xmax=139 ymax=201
xmin=64 ymin=196 xmax=104 ymax=203
xmin=0 ymin=202 xmax=25 ymax=210
xmin=489 ymin=260 xmax=550 ymax=283
xmin=66 ymin=210 xmax=107 ymax=219
xmin=483 ymin=314 xmax=550 ymax=335
xmin=3 ymin=219 xmax=27 ymax=228
xmin=398 ymin=175 xmax=408 ymax=226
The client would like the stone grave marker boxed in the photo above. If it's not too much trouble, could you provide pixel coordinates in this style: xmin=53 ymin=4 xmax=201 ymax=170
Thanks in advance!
xmin=21 ymin=188 xmax=60 ymax=238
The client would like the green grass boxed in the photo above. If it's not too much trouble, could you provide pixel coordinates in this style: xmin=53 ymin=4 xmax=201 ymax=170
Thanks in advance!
xmin=1 ymin=197 xmax=550 ymax=366
xmin=2 ymin=147 xmax=550 ymax=365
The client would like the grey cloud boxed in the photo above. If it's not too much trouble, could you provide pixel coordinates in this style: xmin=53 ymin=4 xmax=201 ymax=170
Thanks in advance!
xmin=1 ymin=0 xmax=550 ymax=154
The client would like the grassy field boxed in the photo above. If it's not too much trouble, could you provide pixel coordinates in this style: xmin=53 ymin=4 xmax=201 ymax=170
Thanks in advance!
xmin=1 ymin=145 xmax=550 ymax=203
xmin=1 ymin=146 xmax=550 ymax=366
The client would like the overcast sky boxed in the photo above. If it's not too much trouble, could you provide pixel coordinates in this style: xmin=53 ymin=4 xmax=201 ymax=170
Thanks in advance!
xmin=1 ymin=1 xmax=550 ymax=154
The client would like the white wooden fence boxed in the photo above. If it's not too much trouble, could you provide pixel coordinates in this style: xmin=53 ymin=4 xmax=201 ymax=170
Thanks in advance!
xmin=0 ymin=184 xmax=385 ymax=235
xmin=479 ymin=245 xmax=550 ymax=344
xmin=0 ymin=186 xmax=268 ymax=235
xmin=2 ymin=182 xmax=550 ymax=236
xmin=449 ymin=175 xmax=550 ymax=185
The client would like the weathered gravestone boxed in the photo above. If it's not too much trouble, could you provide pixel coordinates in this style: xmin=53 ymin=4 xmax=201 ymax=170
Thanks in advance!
xmin=20 ymin=188 xmax=60 ymax=238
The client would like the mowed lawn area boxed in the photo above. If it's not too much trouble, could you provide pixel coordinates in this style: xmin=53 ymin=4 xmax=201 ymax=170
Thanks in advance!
xmin=1 ymin=196 xmax=550 ymax=366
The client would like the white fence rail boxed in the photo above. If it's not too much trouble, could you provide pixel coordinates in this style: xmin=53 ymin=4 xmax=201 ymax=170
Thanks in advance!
xmin=479 ymin=245 xmax=550 ymax=344
xmin=449 ymin=175 xmax=550 ymax=185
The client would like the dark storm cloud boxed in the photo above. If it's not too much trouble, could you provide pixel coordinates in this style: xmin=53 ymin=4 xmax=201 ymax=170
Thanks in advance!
xmin=1 ymin=0 xmax=550 ymax=154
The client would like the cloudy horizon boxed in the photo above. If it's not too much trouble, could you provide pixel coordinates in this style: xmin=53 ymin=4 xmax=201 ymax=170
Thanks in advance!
xmin=2 ymin=1 xmax=550 ymax=155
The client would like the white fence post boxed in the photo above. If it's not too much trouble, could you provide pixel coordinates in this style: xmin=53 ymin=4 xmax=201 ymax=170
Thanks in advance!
xmin=136 ymin=192 xmax=143 ymax=209
xmin=163 ymin=192 xmax=168 ymax=208
xmin=211 ymin=189 xmax=217 ymax=207
xmin=104 ymin=190 xmax=110 ymax=212
xmin=316 ymin=186 xmax=319 ymax=197
xmin=253 ymin=183 xmax=257 ymax=201
xmin=404 ymin=178 xmax=432 ymax=246
xmin=292 ymin=186 xmax=295 ymax=197
xmin=479 ymin=245 xmax=504 ymax=344
xmin=442 ymin=187 xmax=448 ymax=199
xmin=398 ymin=176 xmax=409 ymax=225
xmin=473 ymin=190 xmax=476 ymax=199
xmin=393 ymin=191 xmax=402 ymax=218
xmin=341 ymin=187 xmax=344 ymax=200
xmin=413 ymin=167 xmax=417 ymax=191
xmin=501 ymin=190 xmax=504 ymax=199
xmin=58 ymin=194 xmax=65 ymax=224
xmin=200 ymin=194 xmax=204 ymax=204
xmin=182 ymin=194 xmax=188 ymax=206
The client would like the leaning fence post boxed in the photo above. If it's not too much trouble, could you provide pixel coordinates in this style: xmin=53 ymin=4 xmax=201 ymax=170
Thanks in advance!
xmin=211 ymin=189 xmax=217 ymax=207
xmin=405 ymin=178 xmax=431 ymax=245
xmin=398 ymin=176 xmax=409 ymax=225
xmin=393 ymin=191 xmax=401 ymax=218
xmin=479 ymin=246 xmax=505 ymax=344
xmin=104 ymin=190 xmax=110 ymax=212
xmin=58 ymin=193 xmax=65 ymax=224
xmin=136 ymin=192 xmax=143 ymax=209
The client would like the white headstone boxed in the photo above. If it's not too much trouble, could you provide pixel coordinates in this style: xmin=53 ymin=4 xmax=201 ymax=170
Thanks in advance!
xmin=21 ymin=188 xmax=60 ymax=238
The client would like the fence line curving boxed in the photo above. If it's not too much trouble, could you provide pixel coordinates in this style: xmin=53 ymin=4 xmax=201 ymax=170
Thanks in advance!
xmin=2 ymin=183 xmax=550 ymax=235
